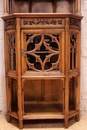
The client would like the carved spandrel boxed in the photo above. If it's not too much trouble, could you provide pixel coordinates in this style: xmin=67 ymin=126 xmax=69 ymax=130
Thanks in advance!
xmin=70 ymin=18 xmax=80 ymax=27
xmin=5 ymin=19 xmax=16 ymax=29
xmin=21 ymin=19 xmax=65 ymax=26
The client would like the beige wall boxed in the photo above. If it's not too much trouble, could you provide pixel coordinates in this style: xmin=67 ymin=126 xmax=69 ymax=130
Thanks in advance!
xmin=0 ymin=0 xmax=6 ymax=113
xmin=81 ymin=0 xmax=87 ymax=111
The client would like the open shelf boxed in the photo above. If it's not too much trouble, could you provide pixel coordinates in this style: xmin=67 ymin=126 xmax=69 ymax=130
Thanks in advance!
xmin=23 ymin=102 xmax=64 ymax=120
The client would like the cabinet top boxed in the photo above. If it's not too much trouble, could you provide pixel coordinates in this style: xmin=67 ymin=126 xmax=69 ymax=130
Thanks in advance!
xmin=2 ymin=13 xmax=83 ymax=20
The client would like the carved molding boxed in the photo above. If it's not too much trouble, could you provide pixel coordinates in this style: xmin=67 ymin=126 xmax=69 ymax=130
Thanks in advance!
xmin=70 ymin=18 xmax=80 ymax=27
xmin=21 ymin=19 xmax=64 ymax=26
xmin=5 ymin=19 xmax=16 ymax=29
xmin=24 ymin=33 xmax=60 ymax=72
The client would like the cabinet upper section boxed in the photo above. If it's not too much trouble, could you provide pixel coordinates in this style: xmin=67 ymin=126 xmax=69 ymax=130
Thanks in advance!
xmin=4 ymin=0 xmax=81 ymax=15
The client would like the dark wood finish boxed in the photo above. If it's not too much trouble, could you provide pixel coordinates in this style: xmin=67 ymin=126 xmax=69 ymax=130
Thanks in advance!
xmin=2 ymin=0 xmax=82 ymax=129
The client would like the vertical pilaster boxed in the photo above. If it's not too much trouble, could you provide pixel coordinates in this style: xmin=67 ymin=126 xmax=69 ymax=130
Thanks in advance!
xmin=16 ymin=18 xmax=23 ymax=129
xmin=64 ymin=17 xmax=70 ymax=128
xmin=75 ymin=20 xmax=81 ymax=121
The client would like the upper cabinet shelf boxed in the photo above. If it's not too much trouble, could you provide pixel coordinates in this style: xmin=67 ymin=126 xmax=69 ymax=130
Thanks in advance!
xmin=4 ymin=0 xmax=81 ymax=15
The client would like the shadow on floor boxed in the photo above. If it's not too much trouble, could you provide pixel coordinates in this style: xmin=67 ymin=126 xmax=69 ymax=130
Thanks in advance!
xmin=9 ymin=117 xmax=77 ymax=129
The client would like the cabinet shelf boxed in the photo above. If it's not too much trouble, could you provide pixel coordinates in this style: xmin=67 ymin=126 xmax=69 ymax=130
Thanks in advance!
xmin=22 ymin=71 xmax=65 ymax=79
xmin=23 ymin=113 xmax=64 ymax=120
xmin=23 ymin=102 xmax=64 ymax=120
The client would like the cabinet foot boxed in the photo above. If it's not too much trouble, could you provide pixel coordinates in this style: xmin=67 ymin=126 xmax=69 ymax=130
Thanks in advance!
xmin=64 ymin=118 xmax=68 ymax=128
xmin=19 ymin=120 xmax=23 ymax=129
xmin=7 ymin=114 xmax=11 ymax=123
xmin=75 ymin=112 xmax=80 ymax=121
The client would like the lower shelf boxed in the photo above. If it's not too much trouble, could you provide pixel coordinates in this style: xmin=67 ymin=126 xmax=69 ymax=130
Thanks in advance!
xmin=23 ymin=113 xmax=64 ymax=120
xmin=23 ymin=102 xmax=64 ymax=120
xmin=9 ymin=102 xmax=78 ymax=121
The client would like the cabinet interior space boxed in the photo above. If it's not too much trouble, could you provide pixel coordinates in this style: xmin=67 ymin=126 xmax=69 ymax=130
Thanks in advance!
xmin=2 ymin=0 xmax=82 ymax=129
xmin=23 ymin=79 xmax=63 ymax=115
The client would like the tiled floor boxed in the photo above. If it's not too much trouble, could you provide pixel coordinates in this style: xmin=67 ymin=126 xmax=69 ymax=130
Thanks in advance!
xmin=0 ymin=112 xmax=87 ymax=130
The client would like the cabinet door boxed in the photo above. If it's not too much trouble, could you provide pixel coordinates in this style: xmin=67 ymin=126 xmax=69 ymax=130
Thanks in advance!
xmin=21 ymin=29 xmax=65 ymax=75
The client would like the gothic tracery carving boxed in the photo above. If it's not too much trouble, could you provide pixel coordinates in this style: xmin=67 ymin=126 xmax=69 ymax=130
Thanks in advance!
xmin=70 ymin=33 xmax=77 ymax=70
xmin=22 ymin=19 xmax=63 ymax=26
xmin=8 ymin=34 xmax=16 ymax=70
xmin=5 ymin=19 xmax=16 ymax=29
xmin=70 ymin=18 xmax=79 ymax=27
xmin=22 ymin=33 xmax=60 ymax=72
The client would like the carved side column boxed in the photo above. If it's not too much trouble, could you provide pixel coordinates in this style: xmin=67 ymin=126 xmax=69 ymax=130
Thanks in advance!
xmin=4 ymin=0 xmax=9 ymax=15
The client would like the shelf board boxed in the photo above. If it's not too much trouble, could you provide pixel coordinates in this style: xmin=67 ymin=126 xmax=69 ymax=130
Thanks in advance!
xmin=69 ymin=110 xmax=78 ymax=118
xmin=24 ymin=101 xmax=63 ymax=105
xmin=23 ymin=113 xmax=64 ymax=120
xmin=22 ymin=71 xmax=65 ymax=79
xmin=23 ymin=102 xmax=64 ymax=120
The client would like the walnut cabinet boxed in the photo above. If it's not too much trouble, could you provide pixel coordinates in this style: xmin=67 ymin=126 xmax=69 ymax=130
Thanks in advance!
xmin=2 ymin=0 xmax=82 ymax=129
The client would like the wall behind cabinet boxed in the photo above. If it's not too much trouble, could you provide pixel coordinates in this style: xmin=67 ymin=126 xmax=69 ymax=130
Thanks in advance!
xmin=0 ymin=0 xmax=6 ymax=113
xmin=81 ymin=0 xmax=87 ymax=112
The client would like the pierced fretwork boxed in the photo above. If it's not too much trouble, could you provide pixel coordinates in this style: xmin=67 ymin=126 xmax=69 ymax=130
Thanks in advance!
xmin=8 ymin=34 xmax=16 ymax=70
xmin=70 ymin=34 xmax=77 ymax=70
xmin=24 ymin=33 xmax=60 ymax=72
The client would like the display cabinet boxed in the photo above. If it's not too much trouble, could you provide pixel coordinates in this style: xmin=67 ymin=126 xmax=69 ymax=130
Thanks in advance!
xmin=2 ymin=0 xmax=82 ymax=129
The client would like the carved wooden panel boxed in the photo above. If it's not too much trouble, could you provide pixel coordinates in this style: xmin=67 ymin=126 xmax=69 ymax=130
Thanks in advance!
xmin=5 ymin=19 xmax=16 ymax=30
xmin=22 ymin=32 xmax=60 ymax=72
xmin=70 ymin=18 xmax=80 ymax=29
xmin=70 ymin=33 xmax=77 ymax=70
xmin=7 ymin=33 xmax=16 ymax=71
xmin=20 ymin=18 xmax=65 ymax=28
